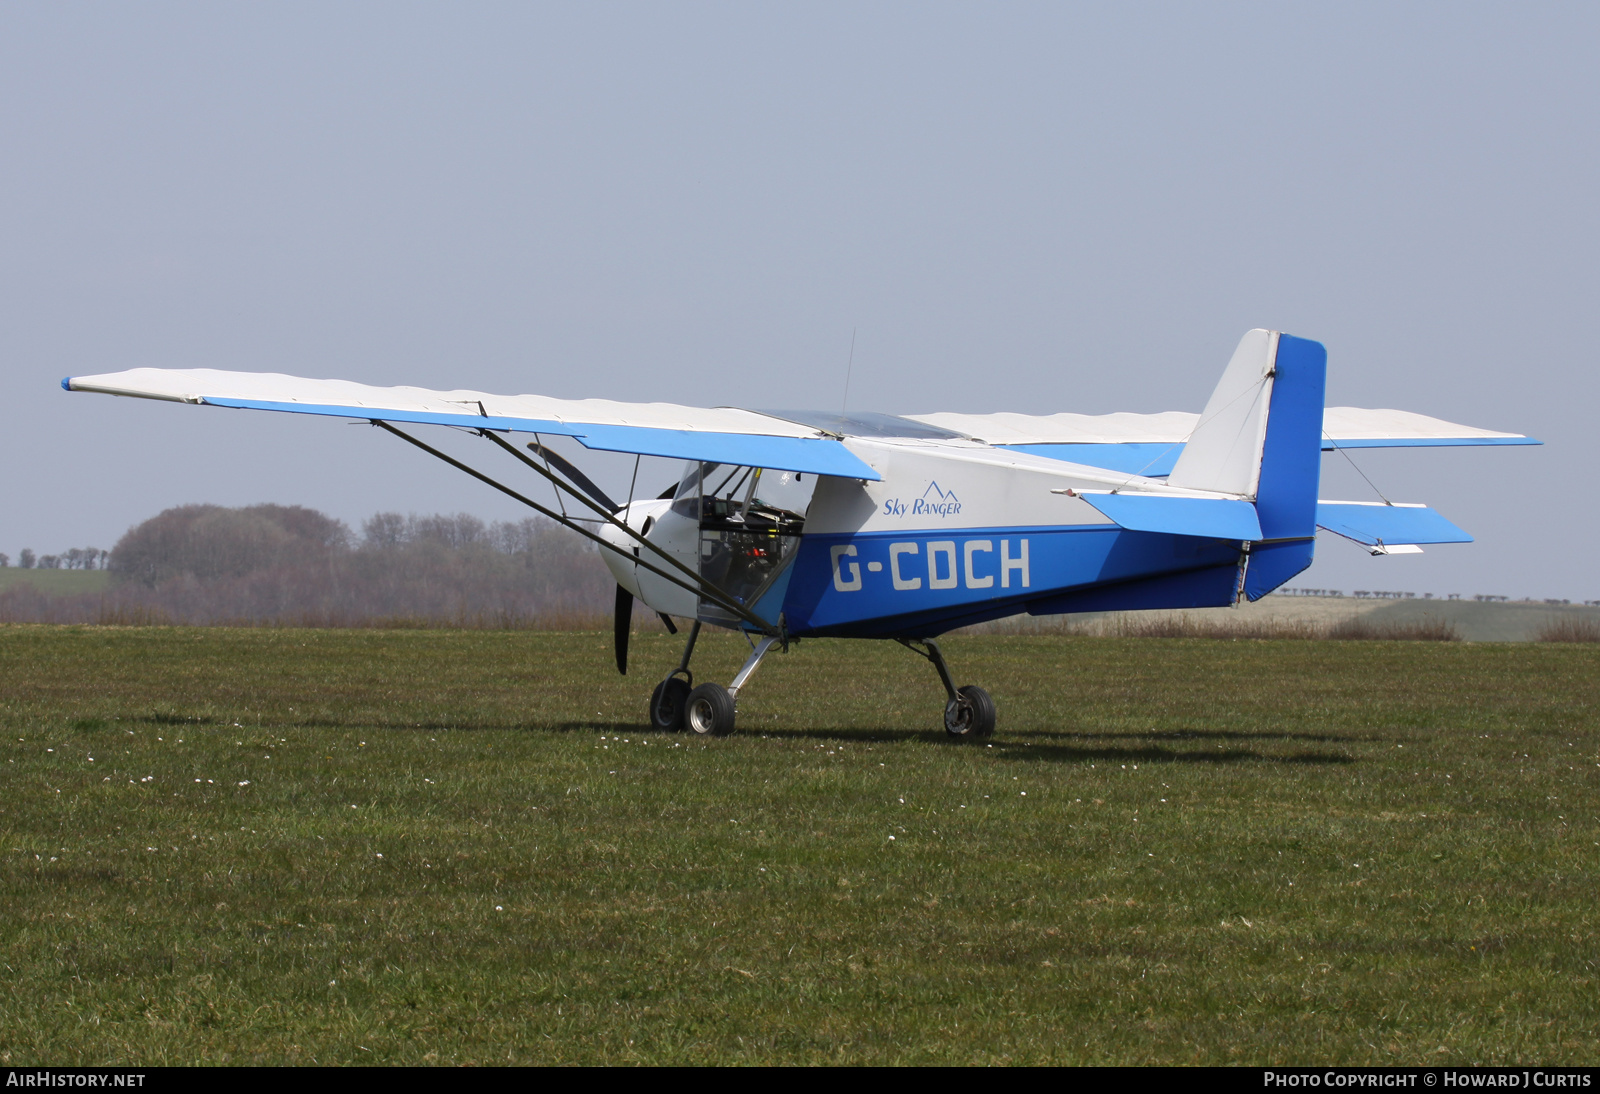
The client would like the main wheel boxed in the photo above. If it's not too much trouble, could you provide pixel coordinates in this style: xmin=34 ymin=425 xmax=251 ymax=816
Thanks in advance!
xmin=650 ymin=676 xmax=691 ymax=732
xmin=944 ymin=684 xmax=996 ymax=739
xmin=684 ymin=682 xmax=737 ymax=737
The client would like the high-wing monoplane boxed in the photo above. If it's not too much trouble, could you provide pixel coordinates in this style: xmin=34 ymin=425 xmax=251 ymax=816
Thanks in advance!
xmin=65 ymin=330 xmax=1536 ymax=738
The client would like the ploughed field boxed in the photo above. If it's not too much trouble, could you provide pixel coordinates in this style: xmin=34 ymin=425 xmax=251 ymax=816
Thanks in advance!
xmin=1 ymin=625 xmax=1596 ymax=1065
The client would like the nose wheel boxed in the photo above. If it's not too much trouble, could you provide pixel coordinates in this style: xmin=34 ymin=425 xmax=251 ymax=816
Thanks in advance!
xmin=650 ymin=675 xmax=691 ymax=731
xmin=647 ymin=619 xmax=700 ymax=731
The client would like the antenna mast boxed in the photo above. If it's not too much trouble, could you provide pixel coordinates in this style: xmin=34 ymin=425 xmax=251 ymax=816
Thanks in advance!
xmin=841 ymin=327 xmax=857 ymax=413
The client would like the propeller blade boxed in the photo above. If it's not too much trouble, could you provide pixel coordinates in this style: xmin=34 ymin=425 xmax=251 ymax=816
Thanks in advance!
xmin=526 ymin=441 xmax=619 ymax=512
xmin=613 ymin=584 xmax=633 ymax=675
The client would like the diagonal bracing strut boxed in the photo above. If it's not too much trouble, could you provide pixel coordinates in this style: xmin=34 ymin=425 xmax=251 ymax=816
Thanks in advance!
xmin=372 ymin=421 xmax=776 ymax=633
xmin=475 ymin=429 xmax=719 ymax=606
xmin=474 ymin=430 xmax=783 ymax=633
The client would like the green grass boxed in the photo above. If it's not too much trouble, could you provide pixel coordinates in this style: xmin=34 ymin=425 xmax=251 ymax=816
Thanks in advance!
xmin=0 ymin=569 xmax=112 ymax=594
xmin=1 ymin=625 xmax=1597 ymax=1065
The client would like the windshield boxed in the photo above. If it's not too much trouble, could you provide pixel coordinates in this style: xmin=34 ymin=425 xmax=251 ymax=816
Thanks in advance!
xmin=670 ymin=461 xmax=814 ymax=522
xmin=670 ymin=462 xmax=709 ymax=519
xmin=750 ymin=468 xmax=814 ymax=516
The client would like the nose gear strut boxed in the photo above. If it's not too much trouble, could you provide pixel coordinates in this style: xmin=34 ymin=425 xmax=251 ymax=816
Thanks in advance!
xmin=649 ymin=620 xmax=701 ymax=731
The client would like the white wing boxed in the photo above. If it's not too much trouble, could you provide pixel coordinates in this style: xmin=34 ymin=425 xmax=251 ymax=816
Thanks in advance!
xmin=906 ymin=406 xmax=1535 ymax=477
xmin=64 ymin=368 xmax=882 ymax=480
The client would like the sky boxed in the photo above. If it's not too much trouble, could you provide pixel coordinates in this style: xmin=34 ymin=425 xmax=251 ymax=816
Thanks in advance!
xmin=2 ymin=2 xmax=1594 ymax=600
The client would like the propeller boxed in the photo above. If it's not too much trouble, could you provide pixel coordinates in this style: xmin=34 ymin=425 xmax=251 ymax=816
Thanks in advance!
xmin=528 ymin=442 xmax=686 ymax=674
xmin=614 ymin=584 xmax=633 ymax=675
xmin=526 ymin=441 xmax=620 ymax=512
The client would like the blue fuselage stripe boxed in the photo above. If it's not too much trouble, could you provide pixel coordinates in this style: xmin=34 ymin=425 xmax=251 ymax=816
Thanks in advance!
xmin=783 ymin=525 xmax=1242 ymax=635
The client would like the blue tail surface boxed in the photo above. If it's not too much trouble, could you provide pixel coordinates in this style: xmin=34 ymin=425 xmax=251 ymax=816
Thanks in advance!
xmin=1242 ymin=333 xmax=1326 ymax=599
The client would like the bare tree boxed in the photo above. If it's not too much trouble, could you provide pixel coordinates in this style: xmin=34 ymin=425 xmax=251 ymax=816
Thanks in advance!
xmin=362 ymin=512 xmax=407 ymax=548
xmin=18 ymin=549 xmax=34 ymax=569
xmin=411 ymin=513 xmax=487 ymax=549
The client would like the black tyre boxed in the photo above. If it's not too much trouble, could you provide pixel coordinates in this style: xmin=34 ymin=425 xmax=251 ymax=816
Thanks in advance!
xmin=650 ymin=676 xmax=691 ymax=732
xmin=684 ymin=682 xmax=737 ymax=737
xmin=944 ymin=684 xmax=996 ymax=739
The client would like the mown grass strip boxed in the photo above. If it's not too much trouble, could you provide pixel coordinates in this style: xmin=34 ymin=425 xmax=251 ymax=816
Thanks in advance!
xmin=1 ymin=625 xmax=1596 ymax=1064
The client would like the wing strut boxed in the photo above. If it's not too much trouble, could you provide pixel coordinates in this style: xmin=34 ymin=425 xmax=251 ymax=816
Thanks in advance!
xmin=476 ymin=429 xmax=722 ymax=608
xmin=372 ymin=421 xmax=776 ymax=634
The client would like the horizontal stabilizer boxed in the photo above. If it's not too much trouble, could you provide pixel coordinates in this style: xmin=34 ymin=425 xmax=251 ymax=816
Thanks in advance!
xmin=1078 ymin=492 xmax=1262 ymax=541
xmin=1315 ymin=501 xmax=1471 ymax=547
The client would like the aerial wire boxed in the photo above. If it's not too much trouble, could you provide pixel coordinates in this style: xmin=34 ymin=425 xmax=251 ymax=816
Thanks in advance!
xmin=841 ymin=327 xmax=857 ymax=414
xmin=1114 ymin=374 xmax=1269 ymax=491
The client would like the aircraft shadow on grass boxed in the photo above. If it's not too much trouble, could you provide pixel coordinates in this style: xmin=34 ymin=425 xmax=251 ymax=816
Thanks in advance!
xmin=128 ymin=710 xmax=1360 ymax=764
xmin=1066 ymin=727 xmax=1386 ymax=744
xmin=685 ymin=725 xmax=1359 ymax=766
xmin=978 ymin=740 xmax=1356 ymax=766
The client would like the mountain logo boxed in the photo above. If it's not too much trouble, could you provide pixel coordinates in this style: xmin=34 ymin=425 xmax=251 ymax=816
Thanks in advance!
xmin=881 ymin=481 xmax=963 ymax=519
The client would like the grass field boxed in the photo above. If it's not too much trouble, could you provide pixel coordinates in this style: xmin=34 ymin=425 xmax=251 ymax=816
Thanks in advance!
xmin=1 ymin=625 xmax=1596 ymax=1065
xmin=0 ymin=569 xmax=111 ymax=595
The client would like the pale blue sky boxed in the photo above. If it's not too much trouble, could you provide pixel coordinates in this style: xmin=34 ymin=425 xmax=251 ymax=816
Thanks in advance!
xmin=3 ymin=3 xmax=1593 ymax=599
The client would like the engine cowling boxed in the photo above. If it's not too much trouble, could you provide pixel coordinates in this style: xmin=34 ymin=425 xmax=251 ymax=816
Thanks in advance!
xmin=598 ymin=498 xmax=699 ymax=619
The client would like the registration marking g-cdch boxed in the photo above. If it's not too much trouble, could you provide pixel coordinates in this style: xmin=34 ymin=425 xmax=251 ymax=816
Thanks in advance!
xmin=832 ymin=539 xmax=1029 ymax=593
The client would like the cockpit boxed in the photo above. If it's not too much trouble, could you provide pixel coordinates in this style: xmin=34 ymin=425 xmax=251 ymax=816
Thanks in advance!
xmin=671 ymin=461 xmax=815 ymax=625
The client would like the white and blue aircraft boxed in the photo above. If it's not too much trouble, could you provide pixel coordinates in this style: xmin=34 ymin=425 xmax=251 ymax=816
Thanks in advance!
xmin=65 ymin=330 xmax=1535 ymax=738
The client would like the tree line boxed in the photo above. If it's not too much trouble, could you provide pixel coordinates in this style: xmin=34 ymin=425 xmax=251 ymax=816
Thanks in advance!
xmin=0 ymin=547 xmax=110 ymax=570
xmin=0 ymin=503 xmax=618 ymax=628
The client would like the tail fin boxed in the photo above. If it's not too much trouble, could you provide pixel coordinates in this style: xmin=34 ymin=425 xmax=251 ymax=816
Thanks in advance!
xmin=1167 ymin=329 xmax=1277 ymax=497
xmin=1168 ymin=329 xmax=1327 ymax=599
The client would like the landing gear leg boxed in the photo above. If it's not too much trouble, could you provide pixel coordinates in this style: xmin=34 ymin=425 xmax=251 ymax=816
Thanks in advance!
xmin=650 ymin=620 xmax=700 ymax=731
xmin=898 ymin=638 xmax=996 ymax=739
xmin=685 ymin=634 xmax=780 ymax=738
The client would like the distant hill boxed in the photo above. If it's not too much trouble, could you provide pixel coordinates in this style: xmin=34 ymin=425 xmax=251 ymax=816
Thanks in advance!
xmin=0 ymin=569 xmax=112 ymax=595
